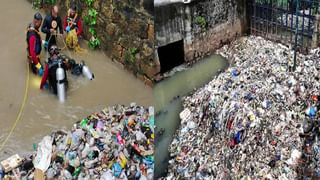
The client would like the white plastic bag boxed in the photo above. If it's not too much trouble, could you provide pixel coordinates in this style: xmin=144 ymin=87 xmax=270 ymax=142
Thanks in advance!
xmin=33 ymin=136 xmax=53 ymax=172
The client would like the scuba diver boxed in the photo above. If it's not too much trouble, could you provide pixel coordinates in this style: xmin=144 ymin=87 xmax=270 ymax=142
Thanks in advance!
xmin=40 ymin=45 xmax=68 ymax=101
xmin=26 ymin=12 xmax=43 ymax=76
xmin=40 ymin=45 xmax=94 ymax=102
xmin=41 ymin=5 xmax=64 ymax=51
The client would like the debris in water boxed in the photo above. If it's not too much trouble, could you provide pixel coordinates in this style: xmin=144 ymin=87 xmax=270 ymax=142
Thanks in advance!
xmin=0 ymin=104 xmax=154 ymax=180
xmin=165 ymin=36 xmax=320 ymax=179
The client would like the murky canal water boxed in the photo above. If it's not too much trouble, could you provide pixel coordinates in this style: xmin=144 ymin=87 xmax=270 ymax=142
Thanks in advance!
xmin=154 ymin=55 xmax=228 ymax=177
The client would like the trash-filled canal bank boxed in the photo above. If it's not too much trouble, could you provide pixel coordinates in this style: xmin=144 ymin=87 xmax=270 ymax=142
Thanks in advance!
xmin=0 ymin=104 xmax=154 ymax=179
xmin=164 ymin=36 xmax=320 ymax=179
xmin=154 ymin=55 xmax=228 ymax=178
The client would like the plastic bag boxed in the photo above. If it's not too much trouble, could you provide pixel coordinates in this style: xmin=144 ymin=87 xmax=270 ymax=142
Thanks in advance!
xmin=33 ymin=136 xmax=53 ymax=172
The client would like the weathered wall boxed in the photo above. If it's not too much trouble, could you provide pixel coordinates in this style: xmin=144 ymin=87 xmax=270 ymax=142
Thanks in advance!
xmin=155 ymin=0 xmax=247 ymax=71
xmin=92 ymin=0 xmax=157 ymax=85
xmin=155 ymin=4 xmax=185 ymax=47
xmin=29 ymin=0 xmax=157 ymax=85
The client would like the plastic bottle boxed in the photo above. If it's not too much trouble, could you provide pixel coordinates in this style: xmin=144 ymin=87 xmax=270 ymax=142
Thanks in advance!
xmin=112 ymin=162 xmax=122 ymax=177
xmin=81 ymin=143 xmax=90 ymax=158
xmin=116 ymin=132 xmax=125 ymax=145
xmin=80 ymin=119 xmax=88 ymax=128
xmin=101 ymin=170 xmax=113 ymax=180
xmin=67 ymin=151 xmax=77 ymax=161
xmin=63 ymin=169 xmax=73 ymax=179
xmin=96 ymin=120 xmax=104 ymax=131
xmin=66 ymin=132 xmax=72 ymax=146
xmin=88 ymin=126 xmax=99 ymax=138
xmin=71 ymin=130 xmax=82 ymax=147
xmin=46 ymin=168 xmax=56 ymax=179
xmin=84 ymin=159 xmax=97 ymax=169
xmin=72 ymin=167 xmax=81 ymax=178
xmin=0 ymin=166 xmax=4 ymax=179
xmin=148 ymin=106 xmax=155 ymax=130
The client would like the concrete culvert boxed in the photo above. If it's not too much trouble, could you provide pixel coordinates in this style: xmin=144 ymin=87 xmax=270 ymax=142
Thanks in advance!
xmin=158 ymin=40 xmax=185 ymax=73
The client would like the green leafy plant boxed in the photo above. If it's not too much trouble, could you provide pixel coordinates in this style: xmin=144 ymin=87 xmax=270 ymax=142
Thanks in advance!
xmin=44 ymin=0 xmax=56 ymax=4
xmin=83 ymin=0 xmax=100 ymax=49
xmin=32 ymin=0 xmax=56 ymax=9
xmin=89 ymin=37 xmax=101 ymax=49
xmin=32 ymin=0 xmax=41 ymax=9
xmin=88 ymin=17 xmax=97 ymax=26
xmin=85 ymin=0 xmax=95 ymax=6
xmin=88 ymin=8 xmax=98 ymax=18
xmin=125 ymin=47 xmax=138 ymax=64
xmin=84 ymin=15 xmax=90 ymax=24
xmin=89 ymin=27 xmax=97 ymax=36
xmin=84 ymin=9 xmax=98 ymax=26
xmin=194 ymin=16 xmax=207 ymax=29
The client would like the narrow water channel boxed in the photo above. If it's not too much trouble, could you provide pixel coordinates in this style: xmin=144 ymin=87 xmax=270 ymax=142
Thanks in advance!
xmin=154 ymin=55 xmax=229 ymax=177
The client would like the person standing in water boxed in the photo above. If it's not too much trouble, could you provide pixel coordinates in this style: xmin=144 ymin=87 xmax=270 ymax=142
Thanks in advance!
xmin=41 ymin=5 xmax=64 ymax=51
xmin=63 ymin=4 xmax=83 ymax=37
xmin=26 ymin=12 xmax=43 ymax=76
xmin=63 ymin=4 xmax=83 ymax=49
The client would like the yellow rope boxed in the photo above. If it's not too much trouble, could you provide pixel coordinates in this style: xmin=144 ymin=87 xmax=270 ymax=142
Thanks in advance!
xmin=65 ymin=29 xmax=87 ymax=56
xmin=66 ymin=29 xmax=77 ymax=49
xmin=0 ymin=62 xmax=30 ymax=152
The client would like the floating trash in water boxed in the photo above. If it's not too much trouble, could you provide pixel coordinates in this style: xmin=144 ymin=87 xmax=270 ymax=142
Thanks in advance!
xmin=0 ymin=104 xmax=154 ymax=180
xmin=164 ymin=36 xmax=320 ymax=179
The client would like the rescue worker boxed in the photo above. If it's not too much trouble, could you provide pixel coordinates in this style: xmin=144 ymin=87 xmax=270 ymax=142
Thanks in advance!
xmin=40 ymin=45 xmax=68 ymax=95
xmin=27 ymin=12 xmax=43 ymax=75
xmin=41 ymin=5 xmax=63 ymax=51
xmin=63 ymin=4 xmax=83 ymax=49
xmin=63 ymin=4 xmax=83 ymax=37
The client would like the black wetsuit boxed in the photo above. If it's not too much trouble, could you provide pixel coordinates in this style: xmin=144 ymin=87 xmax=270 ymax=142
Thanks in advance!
xmin=41 ymin=14 xmax=63 ymax=51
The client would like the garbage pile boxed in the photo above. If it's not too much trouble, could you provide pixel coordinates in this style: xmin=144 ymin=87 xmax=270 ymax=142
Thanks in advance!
xmin=0 ymin=104 xmax=155 ymax=180
xmin=165 ymin=36 xmax=320 ymax=179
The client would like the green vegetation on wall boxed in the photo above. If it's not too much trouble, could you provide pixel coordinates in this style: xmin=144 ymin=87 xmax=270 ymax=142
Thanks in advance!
xmin=32 ymin=0 xmax=56 ymax=10
xmin=194 ymin=16 xmax=207 ymax=29
xmin=84 ymin=0 xmax=95 ymax=6
xmin=84 ymin=0 xmax=101 ymax=49
xmin=124 ymin=47 xmax=138 ymax=64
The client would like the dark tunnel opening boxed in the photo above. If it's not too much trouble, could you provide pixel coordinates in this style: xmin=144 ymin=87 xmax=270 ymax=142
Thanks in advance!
xmin=158 ymin=40 xmax=185 ymax=73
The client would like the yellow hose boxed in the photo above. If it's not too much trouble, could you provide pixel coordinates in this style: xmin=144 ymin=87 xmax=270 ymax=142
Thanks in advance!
xmin=0 ymin=62 xmax=30 ymax=152
xmin=0 ymin=29 xmax=89 ymax=152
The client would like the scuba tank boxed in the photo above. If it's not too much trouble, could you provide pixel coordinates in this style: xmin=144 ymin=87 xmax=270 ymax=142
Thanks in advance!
xmin=81 ymin=61 xmax=94 ymax=80
xmin=56 ymin=60 xmax=66 ymax=102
